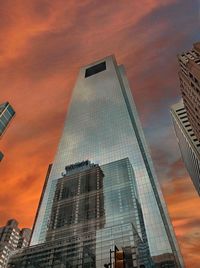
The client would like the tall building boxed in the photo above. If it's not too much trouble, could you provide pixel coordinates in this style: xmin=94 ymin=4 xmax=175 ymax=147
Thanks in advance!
xmin=171 ymin=101 xmax=200 ymax=195
xmin=8 ymin=159 xmax=153 ymax=267
xmin=0 ymin=102 xmax=15 ymax=161
xmin=0 ymin=219 xmax=31 ymax=268
xmin=178 ymin=42 xmax=200 ymax=141
xmin=30 ymin=56 xmax=183 ymax=266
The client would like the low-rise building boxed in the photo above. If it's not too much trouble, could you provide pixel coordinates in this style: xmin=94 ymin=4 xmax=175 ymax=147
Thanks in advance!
xmin=0 ymin=219 xmax=31 ymax=268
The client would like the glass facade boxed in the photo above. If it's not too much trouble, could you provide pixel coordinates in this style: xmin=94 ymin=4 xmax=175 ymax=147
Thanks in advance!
xmin=0 ymin=102 xmax=15 ymax=137
xmin=0 ymin=102 xmax=15 ymax=161
xmin=0 ymin=151 xmax=3 ymax=161
xmin=30 ymin=56 xmax=183 ymax=266
xmin=8 ymin=158 xmax=153 ymax=267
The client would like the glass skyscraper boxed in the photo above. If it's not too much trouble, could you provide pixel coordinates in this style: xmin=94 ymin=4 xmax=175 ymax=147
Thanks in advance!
xmin=30 ymin=56 xmax=183 ymax=266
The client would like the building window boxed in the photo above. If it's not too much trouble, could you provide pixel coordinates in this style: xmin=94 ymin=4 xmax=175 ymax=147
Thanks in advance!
xmin=85 ymin=61 xmax=106 ymax=78
xmin=176 ymin=107 xmax=185 ymax=113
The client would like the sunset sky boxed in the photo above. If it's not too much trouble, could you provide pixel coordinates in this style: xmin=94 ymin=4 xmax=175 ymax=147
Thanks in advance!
xmin=0 ymin=0 xmax=200 ymax=267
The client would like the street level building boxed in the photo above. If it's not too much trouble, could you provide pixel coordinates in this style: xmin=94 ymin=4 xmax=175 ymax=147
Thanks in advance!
xmin=0 ymin=102 xmax=15 ymax=161
xmin=178 ymin=42 xmax=200 ymax=141
xmin=0 ymin=219 xmax=31 ymax=268
xmin=171 ymin=101 xmax=200 ymax=195
xmin=29 ymin=56 xmax=183 ymax=266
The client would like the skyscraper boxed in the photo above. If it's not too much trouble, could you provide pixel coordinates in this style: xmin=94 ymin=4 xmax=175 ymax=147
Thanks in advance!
xmin=178 ymin=42 xmax=200 ymax=141
xmin=31 ymin=56 xmax=183 ymax=266
xmin=0 ymin=102 xmax=15 ymax=161
xmin=171 ymin=101 xmax=200 ymax=195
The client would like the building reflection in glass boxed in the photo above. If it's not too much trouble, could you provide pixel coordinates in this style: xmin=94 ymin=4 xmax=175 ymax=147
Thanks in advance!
xmin=8 ymin=158 xmax=156 ymax=267
xmin=20 ymin=55 xmax=183 ymax=267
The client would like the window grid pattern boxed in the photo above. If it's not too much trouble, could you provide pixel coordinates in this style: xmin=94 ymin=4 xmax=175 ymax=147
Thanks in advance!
xmin=8 ymin=159 xmax=154 ymax=267
xmin=0 ymin=102 xmax=15 ymax=137
xmin=31 ymin=56 xmax=183 ymax=267
xmin=171 ymin=102 xmax=200 ymax=195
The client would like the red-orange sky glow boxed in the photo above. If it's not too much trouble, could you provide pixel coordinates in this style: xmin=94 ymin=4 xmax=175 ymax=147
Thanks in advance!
xmin=0 ymin=1 xmax=200 ymax=267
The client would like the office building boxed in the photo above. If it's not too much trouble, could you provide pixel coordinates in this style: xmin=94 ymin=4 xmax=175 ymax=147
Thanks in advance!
xmin=178 ymin=42 xmax=200 ymax=141
xmin=29 ymin=56 xmax=183 ymax=266
xmin=0 ymin=102 xmax=15 ymax=161
xmin=171 ymin=101 xmax=200 ymax=195
xmin=0 ymin=219 xmax=31 ymax=268
xmin=8 ymin=159 xmax=153 ymax=267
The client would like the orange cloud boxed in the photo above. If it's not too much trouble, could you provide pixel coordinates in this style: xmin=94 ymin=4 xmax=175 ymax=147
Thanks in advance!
xmin=0 ymin=0 xmax=199 ymax=267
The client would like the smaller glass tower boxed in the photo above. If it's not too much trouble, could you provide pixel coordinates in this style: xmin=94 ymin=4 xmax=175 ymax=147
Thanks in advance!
xmin=0 ymin=102 xmax=15 ymax=137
